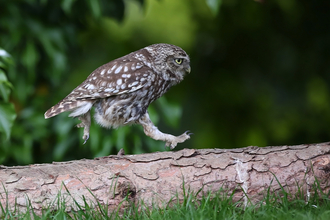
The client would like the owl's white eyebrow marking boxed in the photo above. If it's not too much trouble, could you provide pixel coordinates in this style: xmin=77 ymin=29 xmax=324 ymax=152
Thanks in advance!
xmin=115 ymin=66 xmax=122 ymax=74
xmin=100 ymin=69 xmax=106 ymax=75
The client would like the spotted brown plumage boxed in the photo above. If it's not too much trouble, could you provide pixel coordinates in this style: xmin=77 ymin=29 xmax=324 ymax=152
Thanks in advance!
xmin=44 ymin=43 xmax=191 ymax=149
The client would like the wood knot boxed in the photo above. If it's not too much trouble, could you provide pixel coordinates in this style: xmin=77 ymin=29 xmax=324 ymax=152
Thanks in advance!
xmin=117 ymin=181 xmax=136 ymax=199
xmin=315 ymin=157 xmax=330 ymax=173
xmin=319 ymin=164 xmax=330 ymax=174
xmin=315 ymin=157 xmax=330 ymax=180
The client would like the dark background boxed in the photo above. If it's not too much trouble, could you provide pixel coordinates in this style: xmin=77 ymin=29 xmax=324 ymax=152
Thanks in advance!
xmin=1 ymin=0 xmax=330 ymax=165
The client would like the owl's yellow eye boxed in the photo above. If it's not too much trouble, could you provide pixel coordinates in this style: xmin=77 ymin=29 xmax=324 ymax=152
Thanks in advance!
xmin=174 ymin=58 xmax=183 ymax=65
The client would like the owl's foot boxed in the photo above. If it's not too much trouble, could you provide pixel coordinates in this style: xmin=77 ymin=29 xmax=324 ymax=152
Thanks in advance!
xmin=165 ymin=131 xmax=192 ymax=149
xmin=138 ymin=112 xmax=191 ymax=150
xmin=77 ymin=112 xmax=91 ymax=144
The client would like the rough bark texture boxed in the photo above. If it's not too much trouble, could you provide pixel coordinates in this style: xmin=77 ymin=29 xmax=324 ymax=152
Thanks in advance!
xmin=1 ymin=142 xmax=330 ymax=215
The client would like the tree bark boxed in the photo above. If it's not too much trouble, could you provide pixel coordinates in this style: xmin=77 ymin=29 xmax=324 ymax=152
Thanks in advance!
xmin=1 ymin=142 xmax=330 ymax=215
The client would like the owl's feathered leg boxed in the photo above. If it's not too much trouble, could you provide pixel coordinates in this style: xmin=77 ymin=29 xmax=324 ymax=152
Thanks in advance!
xmin=138 ymin=112 xmax=191 ymax=149
xmin=76 ymin=111 xmax=91 ymax=144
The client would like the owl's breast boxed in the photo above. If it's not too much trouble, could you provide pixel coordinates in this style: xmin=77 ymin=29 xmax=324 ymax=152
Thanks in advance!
xmin=149 ymin=78 xmax=173 ymax=101
xmin=93 ymin=92 xmax=149 ymax=128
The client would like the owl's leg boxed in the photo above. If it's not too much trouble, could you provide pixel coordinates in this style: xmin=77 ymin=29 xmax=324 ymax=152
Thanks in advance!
xmin=138 ymin=112 xmax=191 ymax=149
xmin=77 ymin=111 xmax=91 ymax=144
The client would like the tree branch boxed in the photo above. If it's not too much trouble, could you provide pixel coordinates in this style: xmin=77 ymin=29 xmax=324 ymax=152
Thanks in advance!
xmin=1 ymin=142 xmax=330 ymax=214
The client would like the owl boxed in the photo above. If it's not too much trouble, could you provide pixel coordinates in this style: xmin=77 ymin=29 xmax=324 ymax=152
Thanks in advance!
xmin=44 ymin=43 xmax=191 ymax=149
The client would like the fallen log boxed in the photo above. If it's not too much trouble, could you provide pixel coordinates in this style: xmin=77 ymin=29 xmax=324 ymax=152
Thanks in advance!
xmin=1 ymin=142 xmax=330 ymax=215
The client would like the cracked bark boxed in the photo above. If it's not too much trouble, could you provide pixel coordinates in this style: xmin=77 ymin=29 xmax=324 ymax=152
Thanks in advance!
xmin=1 ymin=142 xmax=330 ymax=214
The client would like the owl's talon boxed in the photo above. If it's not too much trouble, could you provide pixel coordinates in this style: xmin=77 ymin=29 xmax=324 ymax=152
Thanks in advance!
xmin=162 ymin=131 xmax=191 ymax=150
xmin=184 ymin=130 xmax=193 ymax=136
xmin=83 ymin=134 xmax=89 ymax=144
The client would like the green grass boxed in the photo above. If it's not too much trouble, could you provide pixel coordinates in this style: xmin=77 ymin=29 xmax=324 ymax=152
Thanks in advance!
xmin=1 ymin=179 xmax=330 ymax=220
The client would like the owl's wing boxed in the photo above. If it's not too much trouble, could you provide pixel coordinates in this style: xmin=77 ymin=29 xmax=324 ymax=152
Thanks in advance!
xmin=44 ymin=59 xmax=154 ymax=119
xmin=67 ymin=60 xmax=154 ymax=101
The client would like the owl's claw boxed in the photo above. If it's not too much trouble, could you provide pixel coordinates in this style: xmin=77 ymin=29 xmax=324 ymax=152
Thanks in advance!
xmin=77 ymin=122 xmax=90 ymax=144
xmin=83 ymin=134 xmax=89 ymax=144
xmin=184 ymin=130 xmax=194 ymax=136
xmin=164 ymin=130 xmax=192 ymax=150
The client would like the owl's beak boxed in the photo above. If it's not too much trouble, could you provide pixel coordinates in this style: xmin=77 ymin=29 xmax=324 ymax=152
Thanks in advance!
xmin=185 ymin=66 xmax=191 ymax=74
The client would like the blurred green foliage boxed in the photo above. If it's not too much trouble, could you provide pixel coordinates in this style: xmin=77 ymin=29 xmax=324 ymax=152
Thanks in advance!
xmin=1 ymin=0 xmax=330 ymax=165
xmin=0 ymin=49 xmax=16 ymax=142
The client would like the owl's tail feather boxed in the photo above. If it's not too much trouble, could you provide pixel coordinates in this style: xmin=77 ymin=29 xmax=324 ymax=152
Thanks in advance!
xmin=44 ymin=100 xmax=94 ymax=119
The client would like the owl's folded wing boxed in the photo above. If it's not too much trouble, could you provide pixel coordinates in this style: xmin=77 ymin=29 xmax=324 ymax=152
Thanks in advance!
xmin=70 ymin=60 xmax=155 ymax=100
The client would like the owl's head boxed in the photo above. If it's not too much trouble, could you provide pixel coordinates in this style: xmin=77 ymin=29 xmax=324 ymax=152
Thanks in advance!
xmin=146 ymin=43 xmax=191 ymax=81
xmin=166 ymin=49 xmax=191 ymax=79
